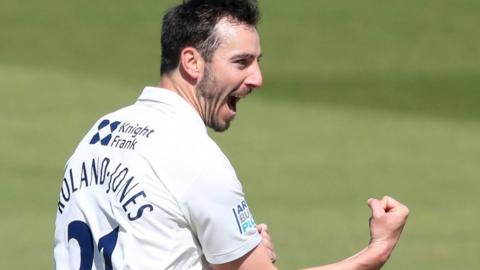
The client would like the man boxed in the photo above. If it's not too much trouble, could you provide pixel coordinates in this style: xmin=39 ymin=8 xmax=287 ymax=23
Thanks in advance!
xmin=54 ymin=0 xmax=409 ymax=269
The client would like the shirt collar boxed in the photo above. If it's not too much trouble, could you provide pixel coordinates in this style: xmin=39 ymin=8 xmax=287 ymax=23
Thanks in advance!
xmin=137 ymin=86 xmax=206 ymax=131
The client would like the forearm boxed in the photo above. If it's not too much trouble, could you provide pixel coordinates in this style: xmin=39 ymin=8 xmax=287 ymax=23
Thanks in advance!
xmin=211 ymin=196 xmax=408 ymax=270
xmin=301 ymin=243 xmax=393 ymax=270
xmin=210 ymin=239 xmax=396 ymax=270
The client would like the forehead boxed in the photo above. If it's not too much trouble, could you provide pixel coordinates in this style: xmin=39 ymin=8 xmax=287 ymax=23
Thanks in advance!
xmin=212 ymin=18 xmax=261 ymax=58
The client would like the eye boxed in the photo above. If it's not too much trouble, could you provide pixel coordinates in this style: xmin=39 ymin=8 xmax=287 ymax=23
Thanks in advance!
xmin=234 ymin=59 xmax=249 ymax=69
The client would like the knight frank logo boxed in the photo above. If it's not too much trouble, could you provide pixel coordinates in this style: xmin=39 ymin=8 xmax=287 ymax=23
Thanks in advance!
xmin=89 ymin=119 xmax=155 ymax=150
xmin=90 ymin=119 xmax=121 ymax=146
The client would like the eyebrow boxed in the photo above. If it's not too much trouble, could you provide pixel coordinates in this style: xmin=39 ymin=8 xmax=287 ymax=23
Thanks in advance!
xmin=230 ymin=53 xmax=263 ymax=61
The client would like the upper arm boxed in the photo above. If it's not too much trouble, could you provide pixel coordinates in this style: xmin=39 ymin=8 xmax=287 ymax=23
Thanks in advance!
xmin=210 ymin=244 xmax=278 ymax=270
xmin=181 ymin=139 xmax=263 ymax=264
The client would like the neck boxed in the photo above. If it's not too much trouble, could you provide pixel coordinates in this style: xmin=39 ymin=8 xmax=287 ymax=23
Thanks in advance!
xmin=159 ymin=71 xmax=206 ymax=121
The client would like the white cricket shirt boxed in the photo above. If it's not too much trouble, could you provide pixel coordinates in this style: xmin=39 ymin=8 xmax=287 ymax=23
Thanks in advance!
xmin=54 ymin=87 xmax=261 ymax=269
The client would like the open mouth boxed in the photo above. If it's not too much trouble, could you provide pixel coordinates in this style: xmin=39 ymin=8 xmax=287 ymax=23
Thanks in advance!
xmin=227 ymin=95 xmax=240 ymax=112
xmin=226 ymin=89 xmax=251 ymax=113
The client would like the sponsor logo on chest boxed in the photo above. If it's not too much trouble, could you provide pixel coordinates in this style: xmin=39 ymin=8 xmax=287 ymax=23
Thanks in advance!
xmin=89 ymin=119 xmax=155 ymax=150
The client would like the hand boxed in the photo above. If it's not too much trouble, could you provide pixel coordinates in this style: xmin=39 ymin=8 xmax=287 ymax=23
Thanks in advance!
xmin=256 ymin=223 xmax=277 ymax=264
xmin=367 ymin=196 xmax=409 ymax=256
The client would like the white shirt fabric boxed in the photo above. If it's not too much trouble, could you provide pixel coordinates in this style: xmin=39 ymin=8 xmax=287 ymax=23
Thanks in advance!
xmin=54 ymin=87 xmax=261 ymax=270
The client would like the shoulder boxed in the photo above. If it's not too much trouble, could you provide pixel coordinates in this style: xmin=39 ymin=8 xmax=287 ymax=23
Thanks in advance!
xmin=147 ymin=125 xmax=240 ymax=195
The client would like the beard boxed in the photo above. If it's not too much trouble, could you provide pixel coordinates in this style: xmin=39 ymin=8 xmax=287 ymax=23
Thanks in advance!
xmin=196 ymin=65 xmax=231 ymax=132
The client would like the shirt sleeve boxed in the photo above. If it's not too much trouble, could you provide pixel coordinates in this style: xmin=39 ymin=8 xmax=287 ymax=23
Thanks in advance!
xmin=180 ymin=149 xmax=261 ymax=265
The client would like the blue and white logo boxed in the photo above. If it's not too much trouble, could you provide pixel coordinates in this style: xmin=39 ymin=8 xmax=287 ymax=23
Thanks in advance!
xmin=232 ymin=200 xmax=256 ymax=235
xmin=89 ymin=119 xmax=121 ymax=145
xmin=89 ymin=119 xmax=155 ymax=150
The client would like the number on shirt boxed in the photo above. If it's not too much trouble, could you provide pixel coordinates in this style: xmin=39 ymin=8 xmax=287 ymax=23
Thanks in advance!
xmin=68 ymin=221 xmax=119 ymax=270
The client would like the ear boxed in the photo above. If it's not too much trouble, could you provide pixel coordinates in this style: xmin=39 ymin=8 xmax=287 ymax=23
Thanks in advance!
xmin=179 ymin=47 xmax=204 ymax=81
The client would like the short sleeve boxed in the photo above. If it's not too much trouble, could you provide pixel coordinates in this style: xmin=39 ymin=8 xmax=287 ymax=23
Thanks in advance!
xmin=181 ymin=151 xmax=261 ymax=264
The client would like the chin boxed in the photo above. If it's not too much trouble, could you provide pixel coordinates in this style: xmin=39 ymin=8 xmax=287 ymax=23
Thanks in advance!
xmin=209 ymin=119 xmax=231 ymax=132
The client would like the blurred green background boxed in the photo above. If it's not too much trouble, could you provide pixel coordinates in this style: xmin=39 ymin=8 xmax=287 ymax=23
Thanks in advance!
xmin=1 ymin=0 xmax=479 ymax=269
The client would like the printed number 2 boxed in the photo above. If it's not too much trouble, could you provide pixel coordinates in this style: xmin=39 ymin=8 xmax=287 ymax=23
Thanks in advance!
xmin=68 ymin=221 xmax=119 ymax=270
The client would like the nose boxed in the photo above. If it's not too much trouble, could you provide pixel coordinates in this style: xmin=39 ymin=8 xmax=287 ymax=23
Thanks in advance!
xmin=245 ymin=62 xmax=263 ymax=89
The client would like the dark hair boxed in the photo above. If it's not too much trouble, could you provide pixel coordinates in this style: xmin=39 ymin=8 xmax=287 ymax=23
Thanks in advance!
xmin=160 ymin=0 xmax=260 ymax=75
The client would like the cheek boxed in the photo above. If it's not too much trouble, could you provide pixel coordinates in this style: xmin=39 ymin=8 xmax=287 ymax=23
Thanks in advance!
xmin=217 ymin=66 xmax=244 ymax=86
xmin=221 ymin=77 xmax=244 ymax=95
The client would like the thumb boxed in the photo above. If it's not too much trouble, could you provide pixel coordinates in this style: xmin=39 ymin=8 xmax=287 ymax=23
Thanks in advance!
xmin=368 ymin=198 xmax=386 ymax=219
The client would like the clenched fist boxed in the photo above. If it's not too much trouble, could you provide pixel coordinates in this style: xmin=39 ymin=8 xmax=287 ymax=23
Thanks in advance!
xmin=367 ymin=196 xmax=409 ymax=262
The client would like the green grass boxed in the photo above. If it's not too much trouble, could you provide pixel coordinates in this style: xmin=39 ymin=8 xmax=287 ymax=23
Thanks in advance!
xmin=214 ymin=98 xmax=480 ymax=269
xmin=1 ymin=0 xmax=480 ymax=269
